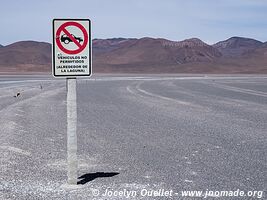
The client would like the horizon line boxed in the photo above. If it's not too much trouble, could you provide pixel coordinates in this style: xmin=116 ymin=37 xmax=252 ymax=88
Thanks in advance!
xmin=1 ymin=36 xmax=266 ymax=46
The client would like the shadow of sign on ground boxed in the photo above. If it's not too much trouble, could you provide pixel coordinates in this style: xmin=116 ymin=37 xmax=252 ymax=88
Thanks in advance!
xmin=77 ymin=172 xmax=119 ymax=185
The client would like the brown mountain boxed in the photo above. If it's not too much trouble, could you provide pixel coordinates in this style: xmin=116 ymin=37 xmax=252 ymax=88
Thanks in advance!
xmin=93 ymin=37 xmax=267 ymax=73
xmin=213 ymin=37 xmax=263 ymax=57
xmin=0 ymin=41 xmax=51 ymax=72
xmin=0 ymin=37 xmax=266 ymax=74
xmin=211 ymin=37 xmax=267 ymax=73
xmin=93 ymin=37 xmax=223 ymax=73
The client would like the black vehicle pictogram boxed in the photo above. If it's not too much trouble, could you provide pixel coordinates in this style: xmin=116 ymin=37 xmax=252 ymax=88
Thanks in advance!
xmin=60 ymin=34 xmax=83 ymax=44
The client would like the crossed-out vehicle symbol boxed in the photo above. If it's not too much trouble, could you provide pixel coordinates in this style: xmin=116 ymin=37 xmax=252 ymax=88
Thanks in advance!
xmin=60 ymin=34 xmax=83 ymax=44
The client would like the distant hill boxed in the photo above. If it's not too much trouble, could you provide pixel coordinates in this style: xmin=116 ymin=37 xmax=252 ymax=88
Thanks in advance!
xmin=93 ymin=37 xmax=223 ymax=73
xmin=0 ymin=41 xmax=51 ymax=72
xmin=0 ymin=37 xmax=266 ymax=74
xmin=212 ymin=37 xmax=267 ymax=74
xmin=93 ymin=37 xmax=221 ymax=65
xmin=93 ymin=37 xmax=267 ymax=73
xmin=213 ymin=37 xmax=263 ymax=57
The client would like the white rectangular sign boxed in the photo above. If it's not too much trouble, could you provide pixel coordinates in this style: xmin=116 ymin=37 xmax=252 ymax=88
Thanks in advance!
xmin=52 ymin=19 xmax=91 ymax=77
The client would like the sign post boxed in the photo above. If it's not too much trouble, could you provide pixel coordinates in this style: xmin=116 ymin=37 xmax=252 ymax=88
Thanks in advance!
xmin=52 ymin=19 xmax=91 ymax=185
xmin=67 ymin=77 xmax=77 ymax=185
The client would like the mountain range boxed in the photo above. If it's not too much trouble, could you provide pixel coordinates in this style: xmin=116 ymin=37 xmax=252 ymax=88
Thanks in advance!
xmin=0 ymin=36 xmax=266 ymax=73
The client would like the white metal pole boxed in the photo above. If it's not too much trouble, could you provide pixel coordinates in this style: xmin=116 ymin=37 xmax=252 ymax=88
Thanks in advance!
xmin=67 ymin=78 xmax=78 ymax=185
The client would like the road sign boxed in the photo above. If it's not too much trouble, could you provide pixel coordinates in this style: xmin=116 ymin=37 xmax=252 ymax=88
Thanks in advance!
xmin=52 ymin=19 xmax=92 ymax=186
xmin=52 ymin=19 xmax=91 ymax=77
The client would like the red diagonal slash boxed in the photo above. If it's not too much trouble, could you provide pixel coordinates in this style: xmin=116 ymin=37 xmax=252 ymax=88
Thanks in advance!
xmin=56 ymin=21 xmax=89 ymax=54
xmin=62 ymin=28 xmax=82 ymax=48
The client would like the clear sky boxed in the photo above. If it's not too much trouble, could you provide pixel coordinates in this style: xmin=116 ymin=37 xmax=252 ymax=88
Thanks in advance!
xmin=1 ymin=0 xmax=267 ymax=45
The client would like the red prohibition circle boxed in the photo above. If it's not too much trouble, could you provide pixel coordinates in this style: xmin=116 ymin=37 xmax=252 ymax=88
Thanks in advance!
xmin=56 ymin=21 xmax=88 ymax=54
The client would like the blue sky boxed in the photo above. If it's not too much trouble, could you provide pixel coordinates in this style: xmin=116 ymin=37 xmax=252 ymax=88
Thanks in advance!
xmin=0 ymin=0 xmax=267 ymax=45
